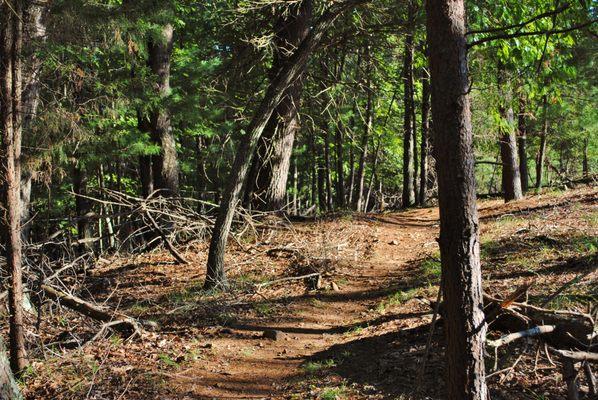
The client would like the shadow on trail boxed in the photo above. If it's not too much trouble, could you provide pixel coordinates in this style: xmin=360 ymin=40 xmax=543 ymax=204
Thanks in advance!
xmin=303 ymin=324 xmax=446 ymax=399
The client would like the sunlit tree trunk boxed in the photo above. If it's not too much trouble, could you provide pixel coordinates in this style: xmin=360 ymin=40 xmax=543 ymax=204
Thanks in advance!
xmin=248 ymin=0 xmax=312 ymax=211
xmin=536 ymin=95 xmax=548 ymax=190
xmin=419 ymin=72 xmax=430 ymax=205
xmin=402 ymin=5 xmax=416 ymax=208
xmin=204 ymin=1 xmax=359 ymax=289
xmin=335 ymin=120 xmax=345 ymax=208
xmin=517 ymin=97 xmax=529 ymax=192
xmin=20 ymin=0 xmax=48 ymax=242
xmin=355 ymin=47 xmax=373 ymax=212
xmin=426 ymin=0 xmax=488 ymax=398
xmin=148 ymin=24 xmax=179 ymax=196
xmin=498 ymin=67 xmax=522 ymax=202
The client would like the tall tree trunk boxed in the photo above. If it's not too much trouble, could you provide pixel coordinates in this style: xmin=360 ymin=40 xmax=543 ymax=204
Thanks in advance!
xmin=536 ymin=95 xmax=548 ymax=190
xmin=402 ymin=5 xmax=416 ymax=208
xmin=347 ymin=120 xmax=355 ymax=205
xmin=517 ymin=97 xmax=529 ymax=193
xmin=137 ymin=110 xmax=154 ymax=198
xmin=499 ymin=107 xmax=523 ymax=202
xmin=20 ymin=1 xmax=48 ymax=242
xmin=335 ymin=120 xmax=345 ymax=208
xmin=497 ymin=69 xmax=522 ymax=202
xmin=355 ymin=49 xmax=373 ymax=212
xmin=248 ymin=0 xmax=312 ymax=211
xmin=309 ymin=127 xmax=317 ymax=209
xmin=292 ymin=156 xmax=298 ymax=213
xmin=73 ymin=163 xmax=93 ymax=251
xmin=582 ymin=136 xmax=589 ymax=178
xmin=148 ymin=24 xmax=179 ymax=195
xmin=323 ymin=127 xmax=333 ymax=211
xmin=0 ymin=0 xmax=28 ymax=374
xmin=419 ymin=72 xmax=430 ymax=205
xmin=364 ymin=138 xmax=381 ymax=212
xmin=204 ymin=1 xmax=360 ymax=289
xmin=426 ymin=1 xmax=488 ymax=399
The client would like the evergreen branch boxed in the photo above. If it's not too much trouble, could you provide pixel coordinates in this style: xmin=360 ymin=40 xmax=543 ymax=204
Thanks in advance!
xmin=468 ymin=19 xmax=597 ymax=48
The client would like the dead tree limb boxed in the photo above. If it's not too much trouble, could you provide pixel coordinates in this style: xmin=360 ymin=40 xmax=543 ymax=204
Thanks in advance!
xmin=142 ymin=207 xmax=188 ymax=264
xmin=487 ymin=325 xmax=556 ymax=348
xmin=40 ymin=284 xmax=142 ymax=337
xmin=552 ymin=349 xmax=598 ymax=362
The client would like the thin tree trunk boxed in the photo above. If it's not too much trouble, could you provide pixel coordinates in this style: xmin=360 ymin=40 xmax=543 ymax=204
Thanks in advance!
xmin=137 ymin=110 xmax=154 ymax=198
xmin=498 ymin=69 xmax=522 ymax=202
xmin=582 ymin=136 xmax=589 ymax=177
xmin=73 ymin=163 xmax=93 ymax=251
xmin=536 ymin=95 xmax=548 ymax=190
xmin=419 ymin=72 xmax=430 ymax=205
xmin=324 ymin=127 xmax=333 ymax=211
xmin=0 ymin=0 xmax=28 ymax=374
xmin=355 ymin=48 xmax=373 ymax=212
xmin=292 ymin=156 xmax=298 ymax=213
xmin=248 ymin=0 xmax=312 ymax=211
xmin=148 ymin=24 xmax=179 ymax=195
xmin=412 ymin=74 xmax=418 ymax=203
xmin=426 ymin=0 xmax=488 ymax=398
xmin=309 ymin=127 xmax=317 ymax=209
xmin=347 ymin=111 xmax=356 ymax=205
xmin=364 ymin=138 xmax=381 ymax=212
xmin=517 ymin=97 xmax=529 ymax=192
xmin=204 ymin=1 xmax=362 ymax=289
xmin=335 ymin=119 xmax=345 ymax=208
xmin=402 ymin=6 xmax=416 ymax=208
xmin=20 ymin=1 xmax=48 ymax=243
xmin=499 ymin=107 xmax=523 ymax=202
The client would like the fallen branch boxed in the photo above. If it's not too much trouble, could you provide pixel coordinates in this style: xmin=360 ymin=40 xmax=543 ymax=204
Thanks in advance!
xmin=487 ymin=325 xmax=556 ymax=348
xmin=552 ymin=349 xmax=598 ymax=362
xmin=143 ymin=207 xmax=188 ymax=265
xmin=40 ymin=284 xmax=143 ymax=337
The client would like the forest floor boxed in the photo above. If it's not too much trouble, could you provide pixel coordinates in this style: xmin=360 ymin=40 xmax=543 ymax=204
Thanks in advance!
xmin=23 ymin=186 xmax=597 ymax=400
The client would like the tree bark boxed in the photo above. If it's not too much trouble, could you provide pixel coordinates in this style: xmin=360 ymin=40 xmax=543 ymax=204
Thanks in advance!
xmin=73 ymin=163 xmax=93 ymax=251
xmin=204 ymin=0 xmax=363 ymax=289
xmin=499 ymin=107 xmax=523 ymax=202
xmin=0 ymin=0 xmax=28 ymax=374
xmin=426 ymin=0 xmax=488 ymax=398
xmin=535 ymin=95 xmax=548 ymax=190
xmin=582 ymin=136 xmax=589 ymax=178
xmin=497 ymin=70 xmax=523 ymax=202
xmin=517 ymin=97 xmax=529 ymax=192
xmin=355 ymin=48 xmax=373 ymax=212
xmin=402 ymin=6 xmax=416 ymax=208
xmin=419 ymin=71 xmax=430 ymax=206
xmin=309 ymin=127 xmax=318 ymax=209
xmin=335 ymin=119 xmax=345 ymax=208
xmin=248 ymin=0 xmax=312 ymax=211
xmin=148 ymin=24 xmax=179 ymax=196
xmin=20 ymin=1 xmax=48 ymax=242
xmin=323 ymin=126 xmax=333 ymax=211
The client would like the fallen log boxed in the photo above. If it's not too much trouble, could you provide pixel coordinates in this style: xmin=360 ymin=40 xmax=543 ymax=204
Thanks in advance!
xmin=40 ymin=284 xmax=146 ymax=337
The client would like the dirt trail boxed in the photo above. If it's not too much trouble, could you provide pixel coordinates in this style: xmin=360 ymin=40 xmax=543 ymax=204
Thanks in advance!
xmin=175 ymin=208 xmax=441 ymax=399
xmin=25 ymin=187 xmax=597 ymax=400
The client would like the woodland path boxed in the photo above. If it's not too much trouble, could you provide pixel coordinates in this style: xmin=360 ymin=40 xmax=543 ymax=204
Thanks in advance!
xmin=29 ymin=188 xmax=596 ymax=399
xmin=169 ymin=207 xmax=441 ymax=399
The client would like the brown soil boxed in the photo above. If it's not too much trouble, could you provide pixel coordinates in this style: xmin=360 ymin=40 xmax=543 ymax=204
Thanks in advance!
xmin=24 ymin=186 xmax=597 ymax=400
